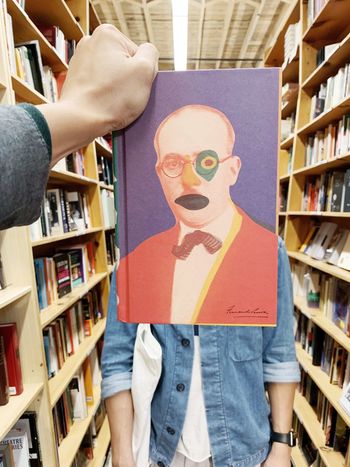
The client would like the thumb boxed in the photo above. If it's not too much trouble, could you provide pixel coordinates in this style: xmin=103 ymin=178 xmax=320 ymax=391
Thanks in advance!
xmin=134 ymin=42 xmax=159 ymax=80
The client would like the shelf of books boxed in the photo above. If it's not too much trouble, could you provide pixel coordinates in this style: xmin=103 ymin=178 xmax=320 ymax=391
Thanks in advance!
xmin=265 ymin=0 xmax=350 ymax=463
xmin=0 ymin=1 xmax=114 ymax=465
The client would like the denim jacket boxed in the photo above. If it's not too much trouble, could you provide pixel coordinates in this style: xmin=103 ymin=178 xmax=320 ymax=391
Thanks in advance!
xmin=101 ymin=238 xmax=300 ymax=467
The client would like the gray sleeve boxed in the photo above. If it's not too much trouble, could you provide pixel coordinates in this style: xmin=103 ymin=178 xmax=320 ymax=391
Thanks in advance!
xmin=0 ymin=104 xmax=52 ymax=230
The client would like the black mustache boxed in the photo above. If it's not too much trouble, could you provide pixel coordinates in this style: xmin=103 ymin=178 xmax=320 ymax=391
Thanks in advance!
xmin=175 ymin=194 xmax=209 ymax=210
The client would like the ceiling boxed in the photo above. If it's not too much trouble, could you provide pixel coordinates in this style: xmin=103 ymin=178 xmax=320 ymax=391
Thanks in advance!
xmin=92 ymin=0 xmax=296 ymax=70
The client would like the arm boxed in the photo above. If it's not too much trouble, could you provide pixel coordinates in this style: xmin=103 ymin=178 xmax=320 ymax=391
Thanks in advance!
xmin=261 ymin=238 xmax=300 ymax=467
xmin=263 ymin=382 xmax=297 ymax=466
xmin=0 ymin=25 xmax=158 ymax=230
xmin=105 ymin=391 xmax=135 ymax=467
xmin=101 ymin=271 xmax=138 ymax=466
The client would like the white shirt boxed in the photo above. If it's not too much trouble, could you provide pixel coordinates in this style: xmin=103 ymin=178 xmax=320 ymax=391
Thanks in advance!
xmin=172 ymin=205 xmax=237 ymax=461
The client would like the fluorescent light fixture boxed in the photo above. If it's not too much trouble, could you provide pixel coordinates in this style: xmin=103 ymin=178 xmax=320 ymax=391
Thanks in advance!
xmin=172 ymin=0 xmax=189 ymax=71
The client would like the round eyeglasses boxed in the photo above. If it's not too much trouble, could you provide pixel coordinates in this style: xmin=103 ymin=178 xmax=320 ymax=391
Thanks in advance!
xmin=159 ymin=150 xmax=232 ymax=181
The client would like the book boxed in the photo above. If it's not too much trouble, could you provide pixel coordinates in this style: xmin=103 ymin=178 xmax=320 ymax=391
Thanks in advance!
xmin=15 ymin=412 xmax=42 ymax=466
xmin=0 ymin=324 xmax=23 ymax=395
xmin=115 ymin=69 xmax=279 ymax=325
xmin=338 ymin=233 xmax=350 ymax=271
xmin=53 ymin=253 xmax=72 ymax=298
xmin=332 ymin=280 xmax=350 ymax=334
xmin=68 ymin=370 xmax=88 ymax=420
xmin=343 ymin=168 xmax=350 ymax=212
xmin=0 ymin=336 xmax=9 ymax=406
xmin=0 ymin=429 xmax=30 ymax=466
xmin=0 ymin=443 xmax=14 ymax=467
xmin=15 ymin=41 xmax=44 ymax=95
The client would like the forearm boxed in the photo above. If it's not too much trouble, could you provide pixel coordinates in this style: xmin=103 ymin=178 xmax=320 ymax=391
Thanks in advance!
xmin=267 ymin=381 xmax=296 ymax=432
xmin=105 ymin=390 xmax=135 ymax=466
xmin=37 ymin=102 xmax=105 ymax=167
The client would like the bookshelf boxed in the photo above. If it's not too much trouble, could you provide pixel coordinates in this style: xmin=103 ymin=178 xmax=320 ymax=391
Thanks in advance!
xmin=265 ymin=0 xmax=350 ymax=464
xmin=0 ymin=1 xmax=112 ymax=465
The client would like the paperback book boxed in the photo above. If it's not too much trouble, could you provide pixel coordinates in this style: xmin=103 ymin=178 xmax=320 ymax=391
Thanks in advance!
xmin=115 ymin=69 xmax=280 ymax=325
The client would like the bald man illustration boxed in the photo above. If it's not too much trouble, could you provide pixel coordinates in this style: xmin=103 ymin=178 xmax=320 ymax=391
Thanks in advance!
xmin=117 ymin=104 xmax=278 ymax=325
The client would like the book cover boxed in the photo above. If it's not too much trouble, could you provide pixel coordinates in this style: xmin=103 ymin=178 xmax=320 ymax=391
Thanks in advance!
xmin=332 ymin=280 xmax=350 ymax=334
xmin=115 ymin=69 xmax=279 ymax=325
xmin=15 ymin=412 xmax=42 ymax=466
xmin=0 ymin=336 xmax=9 ymax=406
xmin=0 ymin=324 xmax=23 ymax=396
xmin=338 ymin=233 xmax=350 ymax=271
xmin=0 ymin=429 xmax=30 ymax=467
xmin=0 ymin=442 xmax=14 ymax=467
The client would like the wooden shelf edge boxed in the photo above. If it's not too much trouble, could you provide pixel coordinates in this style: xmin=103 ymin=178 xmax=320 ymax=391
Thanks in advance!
xmin=49 ymin=318 xmax=106 ymax=407
xmin=287 ymin=251 xmax=350 ymax=283
xmin=40 ymin=272 xmax=108 ymax=328
xmin=281 ymin=134 xmax=295 ymax=149
xmin=291 ymin=443 xmax=308 ymax=467
xmin=31 ymin=227 xmax=103 ymax=247
xmin=293 ymin=152 xmax=350 ymax=176
xmin=296 ymin=344 xmax=350 ymax=426
xmin=11 ymin=75 xmax=48 ymax=104
xmin=49 ymin=169 xmax=98 ymax=186
xmin=99 ymin=183 xmax=114 ymax=191
xmin=95 ymin=140 xmax=112 ymax=159
xmin=293 ymin=391 xmax=345 ymax=467
xmin=294 ymin=295 xmax=350 ymax=353
xmin=288 ymin=211 xmax=350 ymax=217
xmin=0 ymin=383 xmax=43 ymax=441
xmin=0 ymin=285 xmax=31 ymax=309
xmin=58 ymin=385 xmax=101 ymax=467
xmin=89 ymin=416 xmax=110 ymax=467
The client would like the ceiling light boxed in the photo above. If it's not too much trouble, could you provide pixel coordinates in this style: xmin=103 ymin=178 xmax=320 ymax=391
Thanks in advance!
xmin=171 ymin=0 xmax=188 ymax=71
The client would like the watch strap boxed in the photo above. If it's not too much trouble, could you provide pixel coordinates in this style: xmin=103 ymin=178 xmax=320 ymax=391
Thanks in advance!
xmin=270 ymin=430 xmax=296 ymax=447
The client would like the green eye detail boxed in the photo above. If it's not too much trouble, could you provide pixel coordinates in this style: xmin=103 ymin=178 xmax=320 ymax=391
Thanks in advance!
xmin=196 ymin=150 xmax=219 ymax=181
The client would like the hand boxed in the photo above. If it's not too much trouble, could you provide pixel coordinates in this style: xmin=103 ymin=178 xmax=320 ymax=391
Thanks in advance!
xmin=261 ymin=442 xmax=291 ymax=467
xmin=60 ymin=24 xmax=158 ymax=135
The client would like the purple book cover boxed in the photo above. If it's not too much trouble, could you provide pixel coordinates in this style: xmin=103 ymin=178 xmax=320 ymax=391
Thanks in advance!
xmin=115 ymin=68 xmax=280 ymax=325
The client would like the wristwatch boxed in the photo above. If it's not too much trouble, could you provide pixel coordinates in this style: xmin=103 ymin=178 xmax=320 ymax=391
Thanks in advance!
xmin=270 ymin=430 xmax=296 ymax=447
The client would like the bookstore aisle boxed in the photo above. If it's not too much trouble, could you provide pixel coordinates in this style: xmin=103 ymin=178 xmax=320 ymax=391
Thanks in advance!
xmin=0 ymin=0 xmax=116 ymax=465
xmin=265 ymin=0 xmax=350 ymax=465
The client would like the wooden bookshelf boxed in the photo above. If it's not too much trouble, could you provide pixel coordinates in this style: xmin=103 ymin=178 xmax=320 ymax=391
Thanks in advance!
xmin=99 ymin=182 xmax=114 ymax=191
xmin=58 ymin=385 xmax=101 ymax=467
xmin=265 ymin=0 xmax=350 ymax=461
xmin=49 ymin=318 xmax=106 ymax=407
xmin=0 ymin=382 xmax=43 ymax=440
xmin=291 ymin=443 xmax=308 ymax=467
xmin=294 ymin=391 xmax=345 ymax=467
xmin=95 ymin=139 xmax=112 ymax=159
xmin=89 ymin=416 xmax=110 ymax=467
xmin=296 ymin=344 xmax=350 ymax=426
xmin=0 ymin=2 xmax=111 ymax=465
xmin=0 ymin=285 xmax=31 ymax=309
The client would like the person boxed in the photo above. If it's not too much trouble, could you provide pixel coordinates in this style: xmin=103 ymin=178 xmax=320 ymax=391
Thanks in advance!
xmin=0 ymin=24 xmax=158 ymax=230
xmin=117 ymin=105 xmax=277 ymax=325
xmin=102 ymin=106 xmax=300 ymax=467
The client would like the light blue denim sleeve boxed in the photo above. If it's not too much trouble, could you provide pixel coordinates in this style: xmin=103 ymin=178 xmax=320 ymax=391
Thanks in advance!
xmin=262 ymin=237 xmax=300 ymax=383
xmin=101 ymin=270 xmax=138 ymax=399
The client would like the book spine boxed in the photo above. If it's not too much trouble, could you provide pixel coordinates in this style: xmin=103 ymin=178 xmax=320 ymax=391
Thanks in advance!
xmin=0 ymin=336 xmax=9 ymax=406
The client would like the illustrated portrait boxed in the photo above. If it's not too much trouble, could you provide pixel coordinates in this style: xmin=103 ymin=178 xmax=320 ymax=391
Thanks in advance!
xmin=116 ymin=69 xmax=280 ymax=325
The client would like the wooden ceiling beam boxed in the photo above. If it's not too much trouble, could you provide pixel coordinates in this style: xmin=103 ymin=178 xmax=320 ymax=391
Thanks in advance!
xmin=215 ymin=0 xmax=235 ymax=69
xmin=142 ymin=0 xmax=155 ymax=44
xmin=261 ymin=1 xmax=295 ymax=55
xmin=235 ymin=0 xmax=266 ymax=68
xmin=195 ymin=0 xmax=206 ymax=70
xmin=111 ymin=0 xmax=130 ymax=37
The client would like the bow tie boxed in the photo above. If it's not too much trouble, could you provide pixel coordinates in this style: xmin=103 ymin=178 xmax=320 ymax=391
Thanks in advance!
xmin=172 ymin=230 xmax=222 ymax=260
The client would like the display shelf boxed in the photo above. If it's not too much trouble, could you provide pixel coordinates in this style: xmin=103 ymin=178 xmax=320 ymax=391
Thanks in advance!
xmin=264 ymin=1 xmax=299 ymax=67
xmin=40 ymin=272 xmax=108 ymax=328
xmin=294 ymin=295 xmax=350 ymax=353
xmin=303 ymin=0 xmax=350 ymax=46
xmin=282 ymin=50 xmax=299 ymax=85
xmin=95 ymin=140 xmax=112 ymax=159
xmin=291 ymin=444 xmax=308 ymax=467
xmin=7 ymin=0 xmax=68 ymax=73
xmin=281 ymin=92 xmax=298 ymax=119
xmin=296 ymin=343 xmax=350 ymax=427
xmin=293 ymin=152 xmax=350 ymax=176
xmin=89 ymin=2 xmax=101 ymax=33
xmin=89 ymin=416 xmax=110 ymax=467
xmin=49 ymin=318 xmax=106 ymax=407
xmin=294 ymin=391 xmax=345 ymax=467
xmin=0 ymin=383 xmax=43 ymax=440
xmin=288 ymin=251 xmax=350 ymax=283
xmin=58 ymin=385 xmax=101 ymax=467
xmin=49 ymin=169 xmax=98 ymax=187
xmin=288 ymin=211 xmax=350 ymax=217
xmin=298 ymin=94 xmax=350 ymax=137
xmin=279 ymin=173 xmax=290 ymax=182
xmin=281 ymin=134 xmax=295 ymax=150
xmin=31 ymin=226 xmax=103 ymax=247
xmin=0 ymin=285 xmax=31 ymax=309
xmin=11 ymin=75 xmax=48 ymax=105
xmin=25 ymin=0 xmax=84 ymax=42
xmin=99 ymin=182 xmax=114 ymax=191
xmin=302 ymin=31 xmax=350 ymax=91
